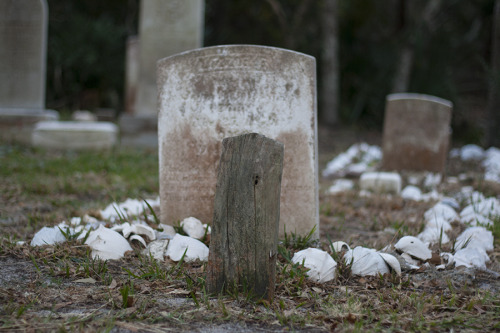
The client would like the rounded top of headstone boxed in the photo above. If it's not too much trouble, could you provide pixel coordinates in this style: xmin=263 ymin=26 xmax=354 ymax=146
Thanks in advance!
xmin=157 ymin=44 xmax=316 ymax=68
xmin=387 ymin=93 xmax=453 ymax=108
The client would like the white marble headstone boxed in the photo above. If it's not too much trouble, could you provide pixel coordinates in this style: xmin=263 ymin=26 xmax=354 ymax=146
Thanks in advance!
xmin=135 ymin=0 xmax=204 ymax=116
xmin=0 ymin=0 xmax=47 ymax=110
xmin=158 ymin=45 xmax=319 ymax=238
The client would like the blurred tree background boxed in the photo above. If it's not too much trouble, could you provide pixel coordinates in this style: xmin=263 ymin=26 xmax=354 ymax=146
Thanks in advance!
xmin=45 ymin=0 xmax=498 ymax=144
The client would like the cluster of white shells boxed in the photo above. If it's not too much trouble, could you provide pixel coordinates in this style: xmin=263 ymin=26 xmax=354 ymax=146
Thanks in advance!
xmin=301 ymin=143 xmax=499 ymax=284
xmin=29 ymin=198 xmax=210 ymax=262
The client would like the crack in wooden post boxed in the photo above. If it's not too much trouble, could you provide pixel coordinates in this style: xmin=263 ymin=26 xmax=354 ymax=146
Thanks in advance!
xmin=206 ymin=133 xmax=284 ymax=300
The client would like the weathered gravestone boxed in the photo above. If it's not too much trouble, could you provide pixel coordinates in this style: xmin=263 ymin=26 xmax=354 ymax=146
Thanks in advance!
xmin=158 ymin=45 xmax=319 ymax=238
xmin=0 ymin=0 xmax=58 ymax=143
xmin=120 ymin=0 xmax=204 ymax=147
xmin=381 ymin=93 xmax=452 ymax=174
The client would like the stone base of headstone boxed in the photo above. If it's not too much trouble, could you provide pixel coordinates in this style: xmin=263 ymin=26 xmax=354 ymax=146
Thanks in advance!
xmin=118 ymin=114 xmax=158 ymax=148
xmin=95 ymin=108 xmax=116 ymax=122
xmin=32 ymin=121 xmax=118 ymax=150
xmin=0 ymin=108 xmax=59 ymax=145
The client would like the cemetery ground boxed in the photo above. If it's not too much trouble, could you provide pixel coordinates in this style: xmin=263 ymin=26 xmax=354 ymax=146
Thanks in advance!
xmin=1 ymin=127 xmax=500 ymax=332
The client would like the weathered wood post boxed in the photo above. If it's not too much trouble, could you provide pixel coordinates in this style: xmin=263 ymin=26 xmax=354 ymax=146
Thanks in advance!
xmin=206 ymin=133 xmax=284 ymax=300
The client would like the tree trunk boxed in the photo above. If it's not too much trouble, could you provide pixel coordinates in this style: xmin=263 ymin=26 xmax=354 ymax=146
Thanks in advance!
xmin=391 ymin=46 xmax=414 ymax=93
xmin=320 ymin=0 xmax=340 ymax=126
xmin=487 ymin=0 xmax=500 ymax=147
xmin=206 ymin=133 xmax=284 ymax=300
xmin=391 ymin=0 xmax=443 ymax=94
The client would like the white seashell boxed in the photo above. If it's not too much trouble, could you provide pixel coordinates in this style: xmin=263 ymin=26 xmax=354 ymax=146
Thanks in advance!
xmin=327 ymin=179 xmax=355 ymax=194
xmin=181 ymin=217 xmax=206 ymax=239
xmin=454 ymin=227 xmax=494 ymax=252
xmin=30 ymin=226 xmax=67 ymax=246
xmin=394 ymin=236 xmax=432 ymax=261
xmin=440 ymin=197 xmax=460 ymax=210
xmin=70 ymin=217 xmax=82 ymax=226
xmin=460 ymin=197 xmax=500 ymax=221
xmin=82 ymin=214 xmax=100 ymax=224
xmin=157 ymin=224 xmax=177 ymax=240
xmin=343 ymin=247 xmax=389 ymax=276
xmin=130 ymin=223 xmax=156 ymax=241
xmin=359 ymin=172 xmax=402 ymax=194
xmin=440 ymin=252 xmax=454 ymax=268
xmin=460 ymin=144 xmax=485 ymax=161
xmin=378 ymin=252 xmax=401 ymax=276
xmin=322 ymin=143 xmax=381 ymax=178
xmin=400 ymin=252 xmax=420 ymax=267
xmin=129 ymin=234 xmax=147 ymax=248
xmin=424 ymin=203 xmax=458 ymax=223
xmin=100 ymin=198 xmax=158 ymax=222
xmin=423 ymin=173 xmax=442 ymax=188
xmin=143 ymin=240 xmax=169 ymax=261
xmin=111 ymin=222 xmax=131 ymax=234
xmin=165 ymin=234 xmax=209 ymax=262
xmin=417 ymin=227 xmax=450 ymax=245
xmin=454 ymin=247 xmax=490 ymax=269
xmin=330 ymin=241 xmax=351 ymax=253
xmin=460 ymin=212 xmax=493 ymax=226
xmin=420 ymin=189 xmax=441 ymax=202
xmin=121 ymin=223 xmax=134 ymax=239
xmin=85 ymin=225 xmax=132 ymax=260
xmin=401 ymin=185 xmax=422 ymax=201
xmin=483 ymin=147 xmax=500 ymax=183
xmin=292 ymin=248 xmax=337 ymax=283
xmin=425 ymin=216 xmax=452 ymax=231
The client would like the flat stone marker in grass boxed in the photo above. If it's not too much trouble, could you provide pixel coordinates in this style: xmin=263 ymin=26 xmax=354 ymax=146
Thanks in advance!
xmin=158 ymin=45 xmax=319 ymax=238
xmin=32 ymin=121 xmax=118 ymax=150
xmin=207 ymin=133 xmax=284 ymax=300
xmin=381 ymin=93 xmax=452 ymax=174
xmin=0 ymin=0 xmax=59 ymax=144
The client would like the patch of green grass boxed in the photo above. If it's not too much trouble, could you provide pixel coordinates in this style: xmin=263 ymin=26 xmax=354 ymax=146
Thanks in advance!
xmin=120 ymin=281 xmax=134 ymax=308
xmin=280 ymin=225 xmax=318 ymax=252
xmin=0 ymin=145 xmax=159 ymax=216
xmin=489 ymin=214 xmax=500 ymax=246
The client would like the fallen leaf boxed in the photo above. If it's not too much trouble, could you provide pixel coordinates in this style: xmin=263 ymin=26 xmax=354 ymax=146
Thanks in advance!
xmin=312 ymin=287 xmax=323 ymax=294
xmin=54 ymin=302 xmax=73 ymax=310
xmin=345 ymin=313 xmax=357 ymax=323
xmin=429 ymin=252 xmax=441 ymax=265
xmin=108 ymin=279 xmax=117 ymax=289
xmin=124 ymin=306 xmax=136 ymax=315
xmin=74 ymin=278 xmax=96 ymax=284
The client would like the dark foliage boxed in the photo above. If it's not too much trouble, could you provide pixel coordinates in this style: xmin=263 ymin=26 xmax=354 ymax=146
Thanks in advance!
xmin=45 ymin=0 xmax=496 ymax=142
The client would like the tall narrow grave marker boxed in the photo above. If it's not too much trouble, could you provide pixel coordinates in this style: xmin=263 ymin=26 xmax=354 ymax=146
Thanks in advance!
xmin=120 ymin=0 xmax=204 ymax=147
xmin=158 ymin=45 xmax=319 ymax=238
xmin=207 ymin=133 xmax=284 ymax=300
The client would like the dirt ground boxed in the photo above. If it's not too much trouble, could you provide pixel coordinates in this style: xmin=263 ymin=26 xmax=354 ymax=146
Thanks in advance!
xmin=1 ymin=125 xmax=499 ymax=332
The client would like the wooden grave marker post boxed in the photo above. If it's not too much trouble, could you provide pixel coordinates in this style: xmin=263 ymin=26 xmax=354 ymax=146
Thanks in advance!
xmin=206 ymin=133 xmax=284 ymax=300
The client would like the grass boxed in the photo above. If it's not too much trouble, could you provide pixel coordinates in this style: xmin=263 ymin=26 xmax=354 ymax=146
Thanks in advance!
xmin=0 ymin=143 xmax=158 ymax=239
xmin=1 ymin=142 xmax=500 ymax=331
